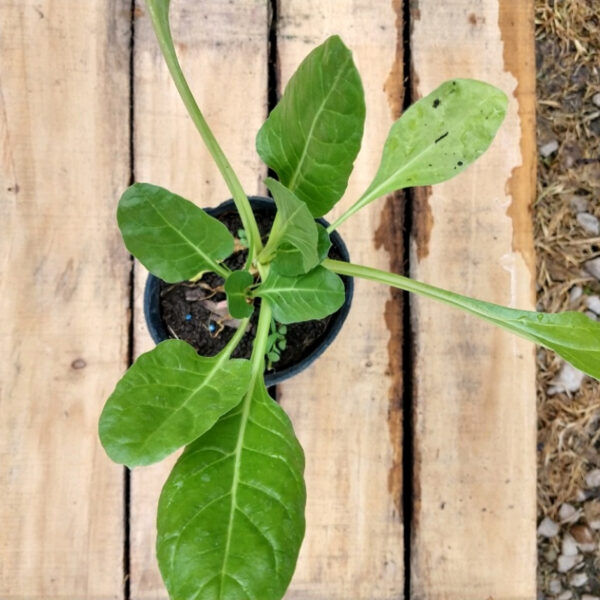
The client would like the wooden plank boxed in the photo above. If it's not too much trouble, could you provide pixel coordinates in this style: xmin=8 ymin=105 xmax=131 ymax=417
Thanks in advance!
xmin=0 ymin=2 xmax=131 ymax=599
xmin=129 ymin=2 xmax=269 ymax=597
xmin=409 ymin=1 xmax=537 ymax=599
xmin=277 ymin=3 xmax=405 ymax=598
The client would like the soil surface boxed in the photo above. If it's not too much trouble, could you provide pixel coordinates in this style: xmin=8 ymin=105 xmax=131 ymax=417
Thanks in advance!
xmin=159 ymin=203 xmax=345 ymax=376
xmin=536 ymin=1 xmax=600 ymax=597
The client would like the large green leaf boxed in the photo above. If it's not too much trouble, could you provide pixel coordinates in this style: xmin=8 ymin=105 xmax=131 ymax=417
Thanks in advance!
xmin=225 ymin=270 xmax=255 ymax=319
xmin=259 ymin=178 xmax=319 ymax=274
xmin=98 ymin=340 xmax=251 ymax=467
xmin=254 ymin=266 xmax=345 ymax=324
xmin=351 ymin=79 xmax=507 ymax=216
xmin=157 ymin=378 xmax=305 ymax=600
xmin=256 ymin=35 xmax=365 ymax=217
xmin=118 ymin=183 xmax=234 ymax=283
xmin=271 ymin=223 xmax=332 ymax=277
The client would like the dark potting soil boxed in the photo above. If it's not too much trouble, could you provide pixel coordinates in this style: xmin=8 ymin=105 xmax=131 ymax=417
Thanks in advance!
xmin=159 ymin=205 xmax=342 ymax=375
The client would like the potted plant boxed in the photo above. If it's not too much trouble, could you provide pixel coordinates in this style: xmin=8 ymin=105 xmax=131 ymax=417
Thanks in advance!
xmin=99 ymin=1 xmax=600 ymax=599
xmin=142 ymin=195 xmax=355 ymax=387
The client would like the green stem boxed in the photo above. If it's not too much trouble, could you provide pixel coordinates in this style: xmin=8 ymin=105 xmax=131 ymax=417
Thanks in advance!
xmin=214 ymin=264 xmax=231 ymax=279
xmin=145 ymin=0 xmax=262 ymax=260
xmin=219 ymin=317 xmax=251 ymax=360
xmin=323 ymin=258 xmax=529 ymax=337
xmin=249 ymin=300 xmax=273 ymax=379
xmin=217 ymin=298 xmax=271 ymax=590
xmin=326 ymin=191 xmax=372 ymax=233
xmin=256 ymin=261 xmax=270 ymax=283
xmin=207 ymin=261 xmax=231 ymax=280
xmin=190 ymin=261 xmax=231 ymax=281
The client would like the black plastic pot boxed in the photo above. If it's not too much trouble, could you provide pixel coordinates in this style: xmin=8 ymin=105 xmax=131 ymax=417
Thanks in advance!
xmin=144 ymin=196 xmax=353 ymax=386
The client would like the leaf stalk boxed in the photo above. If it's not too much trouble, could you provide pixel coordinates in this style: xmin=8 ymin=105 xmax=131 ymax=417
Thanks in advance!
xmin=324 ymin=258 xmax=600 ymax=380
xmin=220 ymin=317 xmax=251 ymax=360
xmin=145 ymin=0 xmax=263 ymax=261
xmin=326 ymin=190 xmax=371 ymax=233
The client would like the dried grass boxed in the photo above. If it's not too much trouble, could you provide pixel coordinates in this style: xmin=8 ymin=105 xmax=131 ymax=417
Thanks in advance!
xmin=536 ymin=0 xmax=600 ymax=593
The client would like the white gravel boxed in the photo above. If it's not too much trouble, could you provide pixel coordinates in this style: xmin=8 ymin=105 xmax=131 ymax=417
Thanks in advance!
xmin=559 ymin=503 xmax=580 ymax=523
xmin=585 ymin=469 xmax=600 ymax=488
xmin=584 ymin=257 xmax=600 ymax=280
xmin=570 ymin=196 xmax=589 ymax=213
xmin=538 ymin=516 xmax=560 ymax=538
xmin=548 ymin=362 xmax=585 ymax=395
xmin=549 ymin=577 xmax=563 ymax=594
xmin=569 ymin=285 xmax=583 ymax=305
xmin=586 ymin=295 xmax=600 ymax=315
xmin=540 ymin=139 xmax=559 ymax=157
xmin=576 ymin=212 xmax=600 ymax=235
xmin=557 ymin=554 xmax=580 ymax=573
xmin=569 ymin=572 xmax=588 ymax=587
xmin=561 ymin=533 xmax=579 ymax=556
xmin=585 ymin=500 xmax=600 ymax=530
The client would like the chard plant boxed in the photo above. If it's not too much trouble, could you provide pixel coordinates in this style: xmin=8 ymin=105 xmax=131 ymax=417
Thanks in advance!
xmin=99 ymin=1 xmax=600 ymax=599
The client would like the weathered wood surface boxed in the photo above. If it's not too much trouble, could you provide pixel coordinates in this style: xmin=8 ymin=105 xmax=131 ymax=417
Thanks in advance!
xmin=0 ymin=1 xmax=131 ymax=599
xmin=130 ymin=2 xmax=405 ymax=598
xmin=409 ymin=1 xmax=537 ymax=599
xmin=276 ymin=2 xmax=405 ymax=598
xmin=129 ymin=1 xmax=269 ymax=597
xmin=0 ymin=0 xmax=537 ymax=599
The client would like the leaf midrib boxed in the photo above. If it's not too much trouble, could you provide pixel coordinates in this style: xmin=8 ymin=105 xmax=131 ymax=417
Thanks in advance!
xmin=269 ymin=203 xmax=315 ymax=259
xmin=218 ymin=378 xmax=256 ymax=598
xmin=146 ymin=194 xmax=226 ymax=271
xmin=261 ymin=285 xmax=340 ymax=295
xmin=436 ymin=292 xmax=600 ymax=351
xmin=286 ymin=54 xmax=351 ymax=192
xmin=135 ymin=352 xmax=236 ymax=459
xmin=364 ymin=93 xmax=495 ymax=202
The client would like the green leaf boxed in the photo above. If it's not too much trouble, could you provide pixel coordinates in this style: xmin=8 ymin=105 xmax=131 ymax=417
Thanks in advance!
xmin=157 ymin=379 xmax=305 ymax=600
xmin=314 ymin=224 xmax=333 ymax=261
xmin=467 ymin=304 xmax=600 ymax=380
xmin=259 ymin=178 xmax=319 ymax=274
xmin=224 ymin=270 xmax=255 ymax=319
xmin=271 ymin=223 xmax=332 ymax=277
xmin=98 ymin=340 xmax=251 ymax=467
xmin=357 ymin=79 xmax=507 ymax=211
xmin=117 ymin=183 xmax=234 ymax=283
xmin=256 ymin=35 xmax=365 ymax=217
xmin=254 ymin=266 xmax=345 ymax=324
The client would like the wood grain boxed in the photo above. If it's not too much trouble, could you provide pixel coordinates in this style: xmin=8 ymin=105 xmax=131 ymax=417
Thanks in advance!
xmin=129 ymin=1 xmax=268 ymax=597
xmin=277 ymin=2 xmax=405 ymax=598
xmin=0 ymin=1 xmax=540 ymax=598
xmin=409 ymin=1 xmax=537 ymax=598
xmin=0 ymin=1 xmax=131 ymax=598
